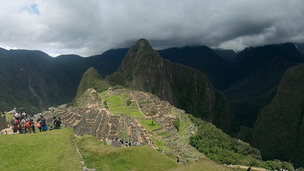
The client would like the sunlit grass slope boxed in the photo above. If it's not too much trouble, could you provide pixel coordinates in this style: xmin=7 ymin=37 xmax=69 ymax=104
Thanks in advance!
xmin=76 ymin=135 xmax=235 ymax=171
xmin=0 ymin=128 xmax=82 ymax=171
xmin=76 ymin=135 xmax=178 ymax=171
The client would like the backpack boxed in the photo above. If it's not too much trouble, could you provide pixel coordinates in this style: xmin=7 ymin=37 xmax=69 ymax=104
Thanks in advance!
xmin=26 ymin=121 xmax=30 ymax=128
xmin=40 ymin=119 xmax=45 ymax=126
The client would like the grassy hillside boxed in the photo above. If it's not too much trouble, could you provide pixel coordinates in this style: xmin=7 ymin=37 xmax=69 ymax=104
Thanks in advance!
xmin=188 ymin=114 xmax=262 ymax=165
xmin=0 ymin=128 xmax=82 ymax=171
xmin=76 ymin=135 xmax=234 ymax=171
xmin=188 ymin=114 xmax=295 ymax=170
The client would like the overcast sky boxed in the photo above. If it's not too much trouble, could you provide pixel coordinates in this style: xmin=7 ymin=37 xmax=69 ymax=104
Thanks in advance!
xmin=0 ymin=0 xmax=303 ymax=57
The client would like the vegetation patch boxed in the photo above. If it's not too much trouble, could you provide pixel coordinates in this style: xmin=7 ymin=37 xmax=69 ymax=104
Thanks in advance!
xmin=5 ymin=112 xmax=14 ymax=123
xmin=101 ymin=93 xmax=144 ymax=117
xmin=150 ymin=136 xmax=175 ymax=152
xmin=167 ymin=158 xmax=234 ymax=171
xmin=76 ymin=135 xmax=178 ymax=171
xmin=137 ymin=119 xmax=161 ymax=132
xmin=187 ymin=115 xmax=295 ymax=170
xmin=0 ymin=128 xmax=82 ymax=171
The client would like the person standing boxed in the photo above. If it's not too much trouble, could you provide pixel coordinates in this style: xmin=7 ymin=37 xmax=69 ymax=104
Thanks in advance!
xmin=52 ymin=117 xmax=57 ymax=129
xmin=30 ymin=118 xmax=35 ymax=133
xmin=41 ymin=116 xmax=48 ymax=131
xmin=55 ymin=118 xmax=62 ymax=129
xmin=20 ymin=118 xmax=26 ymax=134
xmin=13 ymin=117 xmax=19 ymax=133
xmin=37 ymin=118 xmax=42 ymax=132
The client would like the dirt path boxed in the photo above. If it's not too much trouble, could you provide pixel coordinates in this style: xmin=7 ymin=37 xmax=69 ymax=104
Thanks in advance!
xmin=231 ymin=165 xmax=268 ymax=171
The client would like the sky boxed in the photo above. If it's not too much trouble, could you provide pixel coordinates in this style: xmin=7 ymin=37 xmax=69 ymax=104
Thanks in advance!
xmin=0 ymin=0 xmax=303 ymax=57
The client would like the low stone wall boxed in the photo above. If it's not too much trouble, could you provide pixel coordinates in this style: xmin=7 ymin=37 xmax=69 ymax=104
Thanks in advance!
xmin=0 ymin=115 xmax=8 ymax=131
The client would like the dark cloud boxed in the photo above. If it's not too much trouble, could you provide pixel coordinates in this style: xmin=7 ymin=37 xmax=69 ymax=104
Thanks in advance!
xmin=0 ymin=0 xmax=303 ymax=56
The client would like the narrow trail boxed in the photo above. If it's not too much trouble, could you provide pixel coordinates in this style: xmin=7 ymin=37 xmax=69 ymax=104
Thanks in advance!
xmin=129 ymin=93 xmax=147 ymax=118
xmin=74 ymin=135 xmax=96 ymax=171
xmin=231 ymin=165 xmax=267 ymax=171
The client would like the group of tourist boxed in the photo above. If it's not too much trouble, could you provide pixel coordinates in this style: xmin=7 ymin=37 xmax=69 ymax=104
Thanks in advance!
xmin=99 ymin=137 xmax=140 ymax=147
xmin=12 ymin=108 xmax=36 ymax=133
xmin=11 ymin=108 xmax=62 ymax=134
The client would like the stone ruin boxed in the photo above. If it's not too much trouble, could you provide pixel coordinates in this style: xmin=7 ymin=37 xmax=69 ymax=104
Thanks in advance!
xmin=0 ymin=114 xmax=8 ymax=131
xmin=44 ymin=88 xmax=201 ymax=160
xmin=45 ymin=89 xmax=154 ymax=148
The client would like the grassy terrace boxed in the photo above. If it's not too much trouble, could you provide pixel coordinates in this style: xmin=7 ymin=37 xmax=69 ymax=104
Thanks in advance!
xmin=137 ymin=119 xmax=161 ymax=132
xmin=101 ymin=92 xmax=144 ymax=118
xmin=76 ymin=135 xmax=234 ymax=171
xmin=76 ymin=135 xmax=178 ymax=171
xmin=0 ymin=128 xmax=82 ymax=171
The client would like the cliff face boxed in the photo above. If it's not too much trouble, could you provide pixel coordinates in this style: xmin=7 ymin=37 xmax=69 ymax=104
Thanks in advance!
xmin=252 ymin=63 xmax=304 ymax=167
xmin=115 ymin=39 xmax=235 ymax=132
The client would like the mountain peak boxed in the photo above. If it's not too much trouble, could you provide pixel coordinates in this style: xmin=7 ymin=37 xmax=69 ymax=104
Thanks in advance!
xmin=135 ymin=38 xmax=151 ymax=48
xmin=73 ymin=67 xmax=109 ymax=104
xmin=118 ymin=39 xmax=161 ymax=76
xmin=129 ymin=38 xmax=154 ymax=53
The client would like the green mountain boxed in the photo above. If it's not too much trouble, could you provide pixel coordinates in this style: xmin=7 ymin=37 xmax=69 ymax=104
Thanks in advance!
xmin=225 ymin=43 xmax=304 ymax=127
xmin=251 ymin=63 xmax=304 ymax=167
xmin=42 ymin=68 xmax=292 ymax=170
xmin=0 ymin=49 xmax=67 ymax=113
xmin=73 ymin=67 xmax=110 ymax=103
xmin=0 ymin=48 xmax=126 ymax=113
xmin=110 ymin=39 xmax=235 ymax=133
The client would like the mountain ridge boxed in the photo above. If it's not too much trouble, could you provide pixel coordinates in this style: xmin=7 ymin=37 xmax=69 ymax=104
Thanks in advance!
xmin=111 ymin=39 xmax=235 ymax=133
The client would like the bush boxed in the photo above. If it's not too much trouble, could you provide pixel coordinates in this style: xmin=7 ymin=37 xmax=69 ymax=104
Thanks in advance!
xmin=282 ymin=161 xmax=294 ymax=171
xmin=297 ymin=167 xmax=304 ymax=171
xmin=188 ymin=114 xmax=263 ymax=166
xmin=173 ymin=118 xmax=180 ymax=131
xmin=126 ymin=99 xmax=131 ymax=106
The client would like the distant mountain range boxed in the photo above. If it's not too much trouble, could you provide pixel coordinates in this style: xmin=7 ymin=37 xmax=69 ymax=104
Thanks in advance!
xmin=1 ymin=39 xmax=304 ymax=166
xmin=110 ymin=39 xmax=234 ymax=132
xmin=0 ymin=48 xmax=127 ymax=113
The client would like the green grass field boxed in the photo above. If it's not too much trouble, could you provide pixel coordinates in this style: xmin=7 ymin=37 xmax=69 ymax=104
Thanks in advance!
xmin=168 ymin=158 xmax=235 ymax=171
xmin=0 ymin=126 xmax=236 ymax=171
xmin=102 ymin=93 xmax=144 ymax=118
xmin=76 ymin=135 xmax=178 ymax=171
xmin=137 ymin=119 xmax=161 ymax=132
xmin=76 ymin=135 xmax=234 ymax=171
xmin=0 ymin=128 xmax=82 ymax=171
